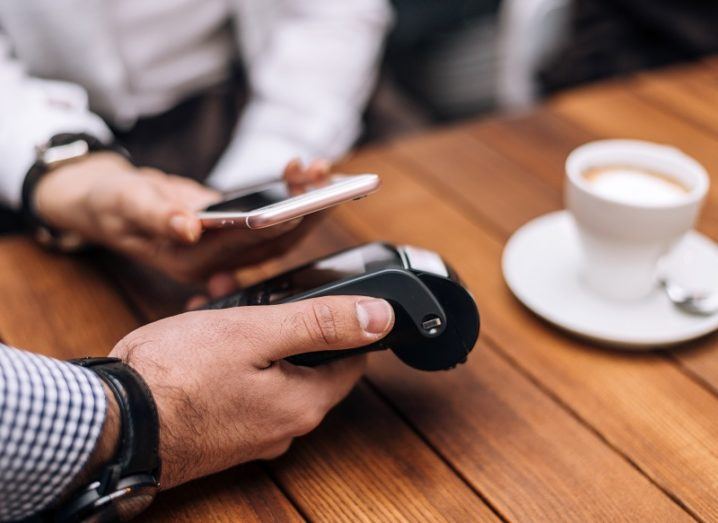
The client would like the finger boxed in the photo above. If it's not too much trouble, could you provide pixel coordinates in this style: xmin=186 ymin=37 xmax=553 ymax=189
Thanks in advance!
xmin=201 ymin=217 xmax=299 ymax=247
xmin=277 ymin=354 xmax=367 ymax=436
xmin=182 ymin=218 xmax=305 ymax=276
xmin=207 ymin=220 xmax=306 ymax=270
xmin=306 ymin=354 xmax=367 ymax=409
xmin=164 ymin=215 xmax=311 ymax=283
xmin=140 ymin=170 xmax=216 ymax=239
xmin=169 ymin=213 xmax=203 ymax=244
xmin=305 ymin=159 xmax=331 ymax=183
xmin=159 ymin=176 xmax=220 ymax=210
xmin=251 ymin=218 xmax=303 ymax=240
xmin=232 ymin=296 xmax=394 ymax=363
xmin=283 ymin=158 xmax=304 ymax=185
xmin=117 ymin=180 xmax=202 ymax=243
xmin=226 ymin=216 xmax=316 ymax=268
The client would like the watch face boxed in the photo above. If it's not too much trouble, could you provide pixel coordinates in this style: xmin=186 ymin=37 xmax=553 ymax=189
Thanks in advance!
xmin=77 ymin=478 xmax=158 ymax=523
xmin=87 ymin=491 xmax=155 ymax=523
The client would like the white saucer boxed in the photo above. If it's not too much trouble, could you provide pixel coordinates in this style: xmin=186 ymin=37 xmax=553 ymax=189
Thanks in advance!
xmin=502 ymin=211 xmax=718 ymax=349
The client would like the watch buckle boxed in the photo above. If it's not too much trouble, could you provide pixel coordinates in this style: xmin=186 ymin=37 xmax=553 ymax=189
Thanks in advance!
xmin=37 ymin=139 xmax=90 ymax=167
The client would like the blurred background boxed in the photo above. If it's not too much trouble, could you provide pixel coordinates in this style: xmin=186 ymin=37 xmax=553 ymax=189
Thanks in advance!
xmin=367 ymin=0 xmax=718 ymax=141
xmin=2 ymin=0 xmax=718 ymax=232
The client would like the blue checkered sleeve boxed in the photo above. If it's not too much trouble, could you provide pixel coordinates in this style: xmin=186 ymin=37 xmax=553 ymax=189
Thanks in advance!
xmin=0 ymin=344 xmax=107 ymax=521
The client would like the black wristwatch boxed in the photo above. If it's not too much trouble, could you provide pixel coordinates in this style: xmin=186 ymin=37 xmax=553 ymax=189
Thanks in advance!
xmin=21 ymin=133 xmax=130 ymax=251
xmin=53 ymin=358 xmax=161 ymax=523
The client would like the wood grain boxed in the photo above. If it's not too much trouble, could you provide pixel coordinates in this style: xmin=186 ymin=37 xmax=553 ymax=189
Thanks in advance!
xmin=144 ymin=465 xmax=301 ymax=522
xmin=330 ymin=151 xmax=693 ymax=520
xmin=0 ymin=238 xmax=137 ymax=356
xmin=271 ymin=383 xmax=499 ymax=522
xmin=366 ymin=341 xmax=688 ymax=522
xmin=633 ymin=60 xmax=718 ymax=136
xmin=0 ymin=236 xmax=303 ymax=522
xmin=359 ymin=118 xmax=718 ymax=519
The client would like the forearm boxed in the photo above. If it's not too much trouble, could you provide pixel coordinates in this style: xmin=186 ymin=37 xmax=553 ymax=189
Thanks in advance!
xmin=208 ymin=0 xmax=392 ymax=190
xmin=0 ymin=33 xmax=113 ymax=209
xmin=0 ymin=346 xmax=110 ymax=521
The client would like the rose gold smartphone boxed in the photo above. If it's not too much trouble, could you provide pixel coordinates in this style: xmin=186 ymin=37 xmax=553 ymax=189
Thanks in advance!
xmin=197 ymin=174 xmax=381 ymax=229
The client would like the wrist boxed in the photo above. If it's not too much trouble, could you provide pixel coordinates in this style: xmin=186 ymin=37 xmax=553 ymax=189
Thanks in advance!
xmin=23 ymin=134 xmax=131 ymax=246
xmin=52 ymin=357 xmax=161 ymax=521
xmin=88 ymin=383 xmax=122 ymax=477
xmin=34 ymin=151 xmax=133 ymax=231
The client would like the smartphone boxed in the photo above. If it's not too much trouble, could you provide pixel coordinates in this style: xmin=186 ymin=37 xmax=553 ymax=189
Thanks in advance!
xmin=197 ymin=174 xmax=381 ymax=229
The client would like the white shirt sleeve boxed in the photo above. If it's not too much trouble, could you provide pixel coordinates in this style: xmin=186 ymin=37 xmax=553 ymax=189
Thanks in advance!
xmin=0 ymin=34 xmax=113 ymax=209
xmin=207 ymin=0 xmax=393 ymax=191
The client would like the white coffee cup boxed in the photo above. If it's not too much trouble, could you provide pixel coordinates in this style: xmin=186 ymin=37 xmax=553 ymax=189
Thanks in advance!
xmin=565 ymin=140 xmax=709 ymax=301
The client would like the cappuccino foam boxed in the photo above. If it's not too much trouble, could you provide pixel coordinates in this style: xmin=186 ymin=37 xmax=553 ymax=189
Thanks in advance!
xmin=582 ymin=166 xmax=689 ymax=205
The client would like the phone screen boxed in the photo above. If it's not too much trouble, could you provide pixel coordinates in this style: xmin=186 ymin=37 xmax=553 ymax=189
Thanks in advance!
xmin=204 ymin=182 xmax=292 ymax=212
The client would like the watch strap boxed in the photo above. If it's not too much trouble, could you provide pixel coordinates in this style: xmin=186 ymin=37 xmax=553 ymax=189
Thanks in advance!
xmin=71 ymin=357 xmax=161 ymax=483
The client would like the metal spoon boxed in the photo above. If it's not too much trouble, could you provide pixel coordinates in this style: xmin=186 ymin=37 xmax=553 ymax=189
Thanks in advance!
xmin=661 ymin=278 xmax=718 ymax=316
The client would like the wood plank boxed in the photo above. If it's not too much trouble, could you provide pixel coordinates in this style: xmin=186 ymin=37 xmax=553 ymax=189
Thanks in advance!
xmin=633 ymin=61 xmax=718 ymax=136
xmin=466 ymin=108 xmax=592 ymax=192
xmin=271 ymin=383 xmax=498 ymax=522
xmin=0 ymin=239 xmax=137 ymax=357
xmin=144 ymin=465 xmax=300 ymax=522
xmin=0 ymin=236 xmax=303 ymax=522
xmin=386 ymin=124 xmax=561 ymax=238
xmin=104 ymin=226 xmax=500 ymax=521
xmin=330 ymin=151 xmax=693 ymax=521
xmin=367 ymin=341 xmax=688 ymax=522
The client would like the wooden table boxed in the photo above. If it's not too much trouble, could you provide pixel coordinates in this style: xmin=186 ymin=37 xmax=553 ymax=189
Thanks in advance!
xmin=3 ymin=60 xmax=718 ymax=522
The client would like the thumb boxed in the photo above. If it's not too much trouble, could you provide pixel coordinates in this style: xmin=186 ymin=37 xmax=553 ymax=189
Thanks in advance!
xmin=244 ymin=296 xmax=394 ymax=362
xmin=119 ymin=182 xmax=201 ymax=243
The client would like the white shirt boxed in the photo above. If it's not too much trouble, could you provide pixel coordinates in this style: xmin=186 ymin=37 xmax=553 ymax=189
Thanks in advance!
xmin=109 ymin=0 xmax=237 ymax=124
xmin=0 ymin=0 xmax=392 ymax=208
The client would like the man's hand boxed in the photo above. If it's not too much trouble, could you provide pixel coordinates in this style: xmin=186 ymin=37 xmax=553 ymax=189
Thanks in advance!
xmin=108 ymin=295 xmax=394 ymax=489
xmin=34 ymin=152 xmax=331 ymax=282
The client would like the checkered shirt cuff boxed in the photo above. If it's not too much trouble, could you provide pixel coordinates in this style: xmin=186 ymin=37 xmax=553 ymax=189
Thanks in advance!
xmin=0 ymin=344 xmax=107 ymax=521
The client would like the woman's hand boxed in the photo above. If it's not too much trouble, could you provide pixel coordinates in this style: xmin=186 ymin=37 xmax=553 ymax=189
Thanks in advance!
xmin=34 ymin=152 xmax=331 ymax=282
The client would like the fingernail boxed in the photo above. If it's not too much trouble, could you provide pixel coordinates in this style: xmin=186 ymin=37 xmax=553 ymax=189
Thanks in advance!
xmin=356 ymin=299 xmax=393 ymax=335
xmin=187 ymin=223 xmax=201 ymax=242
xmin=170 ymin=214 xmax=196 ymax=242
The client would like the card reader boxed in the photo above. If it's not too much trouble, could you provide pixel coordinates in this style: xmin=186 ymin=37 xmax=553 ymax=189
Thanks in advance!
xmin=204 ymin=243 xmax=480 ymax=371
